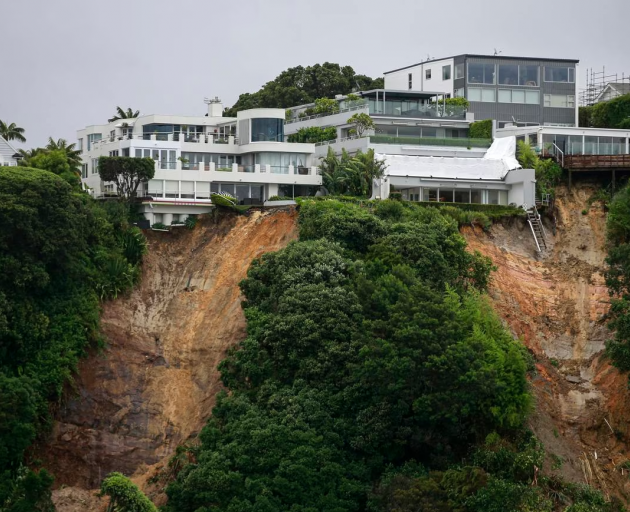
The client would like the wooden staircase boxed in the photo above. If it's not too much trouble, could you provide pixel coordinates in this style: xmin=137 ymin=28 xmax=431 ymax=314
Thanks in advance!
xmin=527 ymin=205 xmax=547 ymax=252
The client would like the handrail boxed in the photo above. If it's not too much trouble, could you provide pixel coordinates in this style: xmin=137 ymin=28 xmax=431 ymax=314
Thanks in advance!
xmin=286 ymin=102 xmax=369 ymax=125
xmin=552 ymin=143 xmax=564 ymax=168
xmin=533 ymin=204 xmax=547 ymax=239
xmin=528 ymin=218 xmax=542 ymax=252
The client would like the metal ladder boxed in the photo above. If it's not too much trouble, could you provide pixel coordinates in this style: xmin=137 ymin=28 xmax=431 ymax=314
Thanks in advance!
xmin=527 ymin=205 xmax=547 ymax=252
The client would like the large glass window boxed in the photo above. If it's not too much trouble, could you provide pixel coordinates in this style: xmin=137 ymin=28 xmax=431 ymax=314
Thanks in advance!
xmin=442 ymin=65 xmax=451 ymax=80
xmin=468 ymin=88 xmax=495 ymax=102
xmin=87 ymin=133 xmax=102 ymax=151
xmin=544 ymin=94 xmax=575 ymax=108
xmin=251 ymin=118 xmax=284 ymax=142
xmin=499 ymin=89 xmax=540 ymax=104
xmin=519 ymin=65 xmax=539 ymax=86
xmin=196 ymin=182 xmax=210 ymax=199
xmin=180 ymin=181 xmax=194 ymax=199
xmin=468 ymin=63 xmax=495 ymax=84
xmin=544 ymin=67 xmax=575 ymax=83
xmin=499 ymin=65 xmax=518 ymax=85
xmin=454 ymin=63 xmax=464 ymax=79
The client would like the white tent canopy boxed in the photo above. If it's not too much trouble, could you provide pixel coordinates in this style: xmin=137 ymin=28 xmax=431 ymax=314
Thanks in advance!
xmin=376 ymin=136 xmax=522 ymax=182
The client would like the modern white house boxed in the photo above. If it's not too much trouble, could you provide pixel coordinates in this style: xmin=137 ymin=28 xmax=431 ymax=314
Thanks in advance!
xmin=373 ymin=137 xmax=536 ymax=209
xmin=78 ymin=99 xmax=321 ymax=226
xmin=384 ymin=54 xmax=579 ymax=127
xmin=0 ymin=136 xmax=20 ymax=166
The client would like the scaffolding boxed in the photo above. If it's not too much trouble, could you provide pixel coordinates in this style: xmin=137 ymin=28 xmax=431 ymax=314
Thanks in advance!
xmin=580 ymin=67 xmax=630 ymax=106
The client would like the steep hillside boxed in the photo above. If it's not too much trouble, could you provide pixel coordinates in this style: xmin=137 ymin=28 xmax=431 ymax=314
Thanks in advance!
xmin=43 ymin=209 xmax=298 ymax=499
xmin=464 ymin=184 xmax=630 ymax=501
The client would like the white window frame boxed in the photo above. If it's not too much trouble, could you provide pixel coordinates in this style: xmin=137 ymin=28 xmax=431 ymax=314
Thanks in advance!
xmin=442 ymin=65 xmax=451 ymax=81
xmin=544 ymin=94 xmax=575 ymax=108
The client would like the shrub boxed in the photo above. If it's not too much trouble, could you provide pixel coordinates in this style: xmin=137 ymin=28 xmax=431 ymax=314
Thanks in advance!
xmin=100 ymin=472 xmax=157 ymax=511
xmin=151 ymin=222 xmax=168 ymax=230
xmin=388 ymin=192 xmax=402 ymax=201
xmin=470 ymin=119 xmax=493 ymax=139
xmin=185 ymin=215 xmax=197 ymax=230
xmin=374 ymin=199 xmax=405 ymax=221
xmin=582 ymin=209 xmax=589 ymax=215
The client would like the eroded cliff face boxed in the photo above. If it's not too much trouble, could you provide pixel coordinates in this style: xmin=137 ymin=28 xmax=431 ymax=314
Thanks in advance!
xmin=464 ymin=184 xmax=630 ymax=501
xmin=49 ymin=189 xmax=630 ymax=510
xmin=43 ymin=209 xmax=298 ymax=500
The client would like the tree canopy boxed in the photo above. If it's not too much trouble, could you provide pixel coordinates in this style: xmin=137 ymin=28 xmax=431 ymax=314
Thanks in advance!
xmin=223 ymin=63 xmax=384 ymax=116
xmin=98 ymin=156 xmax=155 ymax=201
xmin=108 ymin=107 xmax=140 ymax=123
xmin=579 ymin=93 xmax=630 ymax=128
xmin=0 ymin=121 xmax=26 ymax=143
xmin=0 ymin=167 xmax=147 ymax=510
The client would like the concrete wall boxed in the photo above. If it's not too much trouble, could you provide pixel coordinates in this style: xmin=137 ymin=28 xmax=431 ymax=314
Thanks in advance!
xmin=385 ymin=57 xmax=455 ymax=96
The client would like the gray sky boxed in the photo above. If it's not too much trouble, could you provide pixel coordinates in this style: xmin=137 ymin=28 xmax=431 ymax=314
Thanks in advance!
xmin=1 ymin=0 xmax=628 ymax=149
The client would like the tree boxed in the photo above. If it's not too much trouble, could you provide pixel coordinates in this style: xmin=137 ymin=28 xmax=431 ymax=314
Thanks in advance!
xmin=45 ymin=137 xmax=82 ymax=171
xmin=287 ymin=126 xmax=337 ymax=143
xmin=319 ymin=147 xmax=385 ymax=197
xmin=437 ymin=97 xmax=470 ymax=117
xmin=0 ymin=121 xmax=25 ymax=143
xmin=313 ymin=97 xmax=340 ymax=115
xmin=108 ymin=107 xmax=140 ymax=123
xmin=98 ymin=156 xmax=155 ymax=201
xmin=224 ymin=63 xmax=384 ymax=116
xmin=99 ymin=473 xmax=156 ymax=512
xmin=27 ymin=149 xmax=80 ymax=188
xmin=347 ymin=112 xmax=375 ymax=137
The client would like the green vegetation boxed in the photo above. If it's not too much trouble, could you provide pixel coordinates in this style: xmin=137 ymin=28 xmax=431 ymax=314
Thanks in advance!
xmin=223 ymin=63 xmax=383 ymax=116
xmin=99 ymin=472 xmax=156 ymax=512
xmin=98 ymin=156 xmax=155 ymax=203
xmin=470 ymin=119 xmax=493 ymax=140
xmin=579 ymin=94 xmax=630 ymax=128
xmin=370 ymin=135 xmax=492 ymax=148
xmin=0 ymin=120 xmax=26 ymax=143
xmin=0 ymin=167 xmax=147 ymax=510
xmin=320 ymin=147 xmax=386 ymax=196
xmin=164 ymin=199 xmax=617 ymax=511
xmin=605 ymin=184 xmax=630 ymax=370
xmin=287 ymin=126 xmax=337 ymax=143
xmin=347 ymin=112 xmax=376 ymax=137
xmin=17 ymin=138 xmax=83 ymax=189
xmin=517 ymin=141 xmax=563 ymax=198
xmin=108 ymin=106 xmax=140 ymax=123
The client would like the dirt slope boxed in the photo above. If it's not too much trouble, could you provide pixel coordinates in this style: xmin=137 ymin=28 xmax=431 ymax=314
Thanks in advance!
xmin=464 ymin=184 xmax=630 ymax=501
xmin=43 ymin=209 xmax=298 ymax=508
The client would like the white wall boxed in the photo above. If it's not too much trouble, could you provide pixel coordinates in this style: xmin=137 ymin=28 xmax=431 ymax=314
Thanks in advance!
xmin=385 ymin=58 xmax=455 ymax=96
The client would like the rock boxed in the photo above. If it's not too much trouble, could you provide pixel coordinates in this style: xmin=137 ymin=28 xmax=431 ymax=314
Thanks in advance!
xmin=566 ymin=375 xmax=582 ymax=384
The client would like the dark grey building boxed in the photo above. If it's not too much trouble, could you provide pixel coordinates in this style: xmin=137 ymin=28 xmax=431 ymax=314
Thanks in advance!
xmin=384 ymin=54 xmax=579 ymax=127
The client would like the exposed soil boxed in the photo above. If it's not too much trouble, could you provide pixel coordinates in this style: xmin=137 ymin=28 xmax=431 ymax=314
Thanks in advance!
xmin=47 ymin=187 xmax=630 ymax=509
xmin=464 ymin=184 xmax=630 ymax=501
xmin=44 ymin=208 xmax=299 ymax=510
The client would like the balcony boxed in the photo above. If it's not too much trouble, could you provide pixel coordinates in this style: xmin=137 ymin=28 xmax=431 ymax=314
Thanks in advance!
xmin=369 ymin=135 xmax=492 ymax=148
xmin=286 ymin=100 xmax=369 ymax=124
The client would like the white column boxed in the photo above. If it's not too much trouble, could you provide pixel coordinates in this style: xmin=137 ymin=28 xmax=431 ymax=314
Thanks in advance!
xmin=163 ymin=213 xmax=173 ymax=226
xmin=232 ymin=163 xmax=238 ymax=173
xmin=210 ymin=162 xmax=216 ymax=172
xmin=228 ymin=135 xmax=235 ymax=145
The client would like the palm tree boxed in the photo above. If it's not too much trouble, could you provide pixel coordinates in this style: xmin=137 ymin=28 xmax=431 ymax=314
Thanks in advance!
xmin=108 ymin=107 xmax=140 ymax=123
xmin=17 ymin=147 xmax=44 ymax=165
xmin=46 ymin=137 xmax=82 ymax=173
xmin=0 ymin=120 xmax=26 ymax=143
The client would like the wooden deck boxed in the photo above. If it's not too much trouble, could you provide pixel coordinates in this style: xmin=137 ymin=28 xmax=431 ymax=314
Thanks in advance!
xmin=565 ymin=154 xmax=630 ymax=170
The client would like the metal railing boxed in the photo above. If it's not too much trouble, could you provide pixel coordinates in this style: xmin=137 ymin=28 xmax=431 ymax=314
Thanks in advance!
xmin=286 ymin=101 xmax=369 ymax=124
xmin=314 ymin=135 xmax=363 ymax=147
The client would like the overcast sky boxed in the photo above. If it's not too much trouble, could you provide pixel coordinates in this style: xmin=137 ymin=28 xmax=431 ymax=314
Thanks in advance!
xmin=1 ymin=0 xmax=628 ymax=148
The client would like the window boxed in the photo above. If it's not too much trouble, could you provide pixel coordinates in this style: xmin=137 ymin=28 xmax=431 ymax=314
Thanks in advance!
xmin=468 ymin=88 xmax=495 ymax=102
xmin=148 ymin=179 xmax=164 ymax=197
xmin=87 ymin=133 xmax=102 ymax=151
xmin=81 ymin=163 xmax=88 ymax=178
xmin=519 ymin=65 xmax=539 ymax=86
xmin=498 ymin=64 xmax=518 ymax=85
xmin=544 ymin=67 xmax=575 ymax=83
xmin=454 ymin=63 xmax=464 ymax=79
xmin=196 ymin=182 xmax=210 ymax=199
xmin=251 ymin=118 xmax=284 ymax=142
xmin=498 ymin=64 xmax=539 ymax=86
xmin=425 ymin=69 xmax=431 ymax=80
xmin=467 ymin=63 xmax=495 ymax=84
xmin=408 ymin=73 xmax=412 ymax=90
xmin=544 ymin=94 xmax=575 ymax=108
xmin=91 ymin=158 xmax=99 ymax=174
xmin=77 ymin=138 xmax=83 ymax=152
xmin=442 ymin=65 xmax=451 ymax=80
xmin=454 ymin=87 xmax=465 ymax=98
xmin=180 ymin=181 xmax=194 ymax=199
xmin=498 ymin=89 xmax=540 ymax=104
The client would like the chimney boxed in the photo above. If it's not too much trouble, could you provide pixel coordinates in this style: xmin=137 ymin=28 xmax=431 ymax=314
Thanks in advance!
xmin=205 ymin=96 xmax=223 ymax=117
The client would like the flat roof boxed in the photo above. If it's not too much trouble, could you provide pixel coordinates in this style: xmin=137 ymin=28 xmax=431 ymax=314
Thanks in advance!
xmin=384 ymin=54 xmax=580 ymax=75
